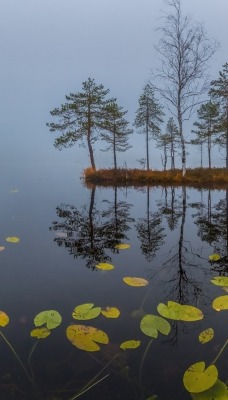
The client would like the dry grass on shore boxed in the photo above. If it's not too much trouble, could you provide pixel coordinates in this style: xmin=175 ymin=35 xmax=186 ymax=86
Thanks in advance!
xmin=83 ymin=167 xmax=228 ymax=188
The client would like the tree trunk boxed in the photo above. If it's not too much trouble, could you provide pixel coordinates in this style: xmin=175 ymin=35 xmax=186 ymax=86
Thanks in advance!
xmin=178 ymin=110 xmax=186 ymax=176
xmin=87 ymin=131 xmax=96 ymax=170
xmin=146 ymin=103 xmax=150 ymax=170
xmin=226 ymin=99 xmax=228 ymax=169
xmin=113 ymin=126 xmax=117 ymax=170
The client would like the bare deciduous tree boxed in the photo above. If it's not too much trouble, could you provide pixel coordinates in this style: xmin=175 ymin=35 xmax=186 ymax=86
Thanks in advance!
xmin=152 ymin=0 xmax=218 ymax=175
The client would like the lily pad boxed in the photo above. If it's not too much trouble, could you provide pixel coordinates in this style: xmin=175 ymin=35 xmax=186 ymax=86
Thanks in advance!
xmin=211 ymin=277 xmax=228 ymax=287
xmin=209 ymin=254 xmax=221 ymax=262
xmin=120 ymin=340 xmax=141 ymax=350
xmin=123 ymin=277 xmax=149 ymax=287
xmin=66 ymin=324 xmax=109 ymax=352
xmin=0 ymin=311 xmax=9 ymax=327
xmin=140 ymin=314 xmax=171 ymax=338
xmin=157 ymin=301 xmax=203 ymax=321
xmin=72 ymin=303 xmax=101 ymax=320
xmin=101 ymin=307 xmax=120 ymax=318
xmin=6 ymin=237 xmax=20 ymax=243
xmin=199 ymin=328 xmax=214 ymax=344
xmin=34 ymin=310 xmax=62 ymax=329
xmin=115 ymin=243 xmax=130 ymax=250
xmin=191 ymin=379 xmax=228 ymax=399
xmin=96 ymin=263 xmax=114 ymax=271
xmin=212 ymin=295 xmax=228 ymax=311
xmin=183 ymin=361 xmax=218 ymax=393
xmin=30 ymin=327 xmax=51 ymax=339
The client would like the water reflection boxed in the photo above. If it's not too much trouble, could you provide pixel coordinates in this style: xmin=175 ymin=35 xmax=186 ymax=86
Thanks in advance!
xmin=48 ymin=185 xmax=228 ymax=399
xmin=50 ymin=186 xmax=134 ymax=269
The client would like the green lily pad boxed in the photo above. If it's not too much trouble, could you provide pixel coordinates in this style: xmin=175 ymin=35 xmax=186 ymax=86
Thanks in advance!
xmin=140 ymin=314 xmax=171 ymax=338
xmin=72 ymin=303 xmax=101 ymax=320
xmin=34 ymin=310 xmax=62 ymax=329
xmin=183 ymin=361 xmax=218 ymax=393
xmin=157 ymin=301 xmax=203 ymax=321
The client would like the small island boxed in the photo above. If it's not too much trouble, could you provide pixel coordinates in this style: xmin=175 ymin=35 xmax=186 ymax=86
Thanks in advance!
xmin=83 ymin=167 xmax=228 ymax=188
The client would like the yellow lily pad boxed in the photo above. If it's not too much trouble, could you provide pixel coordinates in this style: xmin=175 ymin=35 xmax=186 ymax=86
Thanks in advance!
xmin=120 ymin=340 xmax=141 ymax=350
xmin=157 ymin=301 xmax=203 ymax=321
xmin=72 ymin=303 xmax=101 ymax=320
xmin=30 ymin=327 xmax=51 ymax=339
xmin=101 ymin=307 xmax=120 ymax=318
xmin=209 ymin=254 xmax=221 ymax=262
xmin=115 ymin=243 xmax=130 ymax=250
xmin=66 ymin=324 xmax=109 ymax=352
xmin=0 ymin=311 xmax=9 ymax=327
xmin=212 ymin=295 xmax=228 ymax=311
xmin=96 ymin=263 xmax=114 ymax=271
xmin=123 ymin=277 xmax=149 ymax=287
xmin=211 ymin=277 xmax=228 ymax=287
xmin=199 ymin=328 xmax=214 ymax=344
xmin=6 ymin=237 xmax=20 ymax=243
xmin=34 ymin=310 xmax=62 ymax=329
xmin=183 ymin=361 xmax=218 ymax=393
xmin=191 ymin=379 xmax=228 ymax=399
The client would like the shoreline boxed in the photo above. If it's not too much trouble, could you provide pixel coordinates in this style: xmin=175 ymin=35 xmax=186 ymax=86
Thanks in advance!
xmin=83 ymin=167 xmax=228 ymax=188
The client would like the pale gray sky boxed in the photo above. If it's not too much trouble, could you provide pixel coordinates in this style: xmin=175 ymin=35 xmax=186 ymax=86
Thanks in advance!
xmin=0 ymin=0 xmax=228 ymax=173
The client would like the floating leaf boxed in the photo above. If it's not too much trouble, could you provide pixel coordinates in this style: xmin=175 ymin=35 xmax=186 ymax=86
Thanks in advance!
xmin=191 ymin=379 xmax=228 ymax=399
xmin=120 ymin=340 xmax=141 ymax=350
xmin=66 ymin=324 xmax=109 ymax=352
xmin=115 ymin=243 xmax=130 ymax=250
xmin=6 ymin=237 xmax=20 ymax=243
xmin=221 ymin=286 xmax=228 ymax=293
xmin=199 ymin=328 xmax=214 ymax=344
xmin=96 ymin=263 xmax=114 ymax=271
xmin=0 ymin=311 xmax=9 ymax=327
xmin=34 ymin=310 xmax=62 ymax=329
xmin=183 ymin=361 xmax=218 ymax=393
xmin=212 ymin=295 xmax=228 ymax=311
xmin=157 ymin=301 xmax=203 ymax=321
xmin=30 ymin=327 xmax=51 ymax=339
xmin=209 ymin=254 xmax=221 ymax=262
xmin=211 ymin=277 xmax=228 ymax=287
xmin=123 ymin=277 xmax=149 ymax=287
xmin=157 ymin=301 xmax=183 ymax=320
xmin=180 ymin=305 xmax=204 ymax=322
xmin=0 ymin=246 xmax=5 ymax=252
xmin=72 ymin=303 xmax=101 ymax=320
xmin=140 ymin=314 xmax=171 ymax=338
xmin=101 ymin=307 xmax=120 ymax=318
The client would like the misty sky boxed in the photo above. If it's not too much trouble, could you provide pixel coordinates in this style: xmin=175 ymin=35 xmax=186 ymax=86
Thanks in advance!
xmin=1 ymin=0 xmax=228 ymax=174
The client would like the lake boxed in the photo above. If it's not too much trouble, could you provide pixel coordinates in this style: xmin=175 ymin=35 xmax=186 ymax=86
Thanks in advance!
xmin=1 ymin=167 xmax=227 ymax=400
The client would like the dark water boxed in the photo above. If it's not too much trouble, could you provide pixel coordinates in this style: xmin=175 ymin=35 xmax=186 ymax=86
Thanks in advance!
xmin=1 ymin=168 xmax=228 ymax=400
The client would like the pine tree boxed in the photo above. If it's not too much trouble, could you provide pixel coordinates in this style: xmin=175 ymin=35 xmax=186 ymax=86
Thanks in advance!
xmin=156 ymin=118 xmax=179 ymax=170
xmin=191 ymin=101 xmax=220 ymax=168
xmin=100 ymin=101 xmax=133 ymax=170
xmin=134 ymin=83 xmax=164 ymax=170
xmin=209 ymin=63 xmax=228 ymax=168
xmin=46 ymin=78 xmax=113 ymax=170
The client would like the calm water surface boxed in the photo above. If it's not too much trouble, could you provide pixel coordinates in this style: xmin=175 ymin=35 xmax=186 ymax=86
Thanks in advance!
xmin=1 ymin=166 xmax=227 ymax=400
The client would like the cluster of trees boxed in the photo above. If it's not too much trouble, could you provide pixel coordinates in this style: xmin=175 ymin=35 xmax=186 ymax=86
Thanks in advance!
xmin=47 ymin=0 xmax=228 ymax=174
